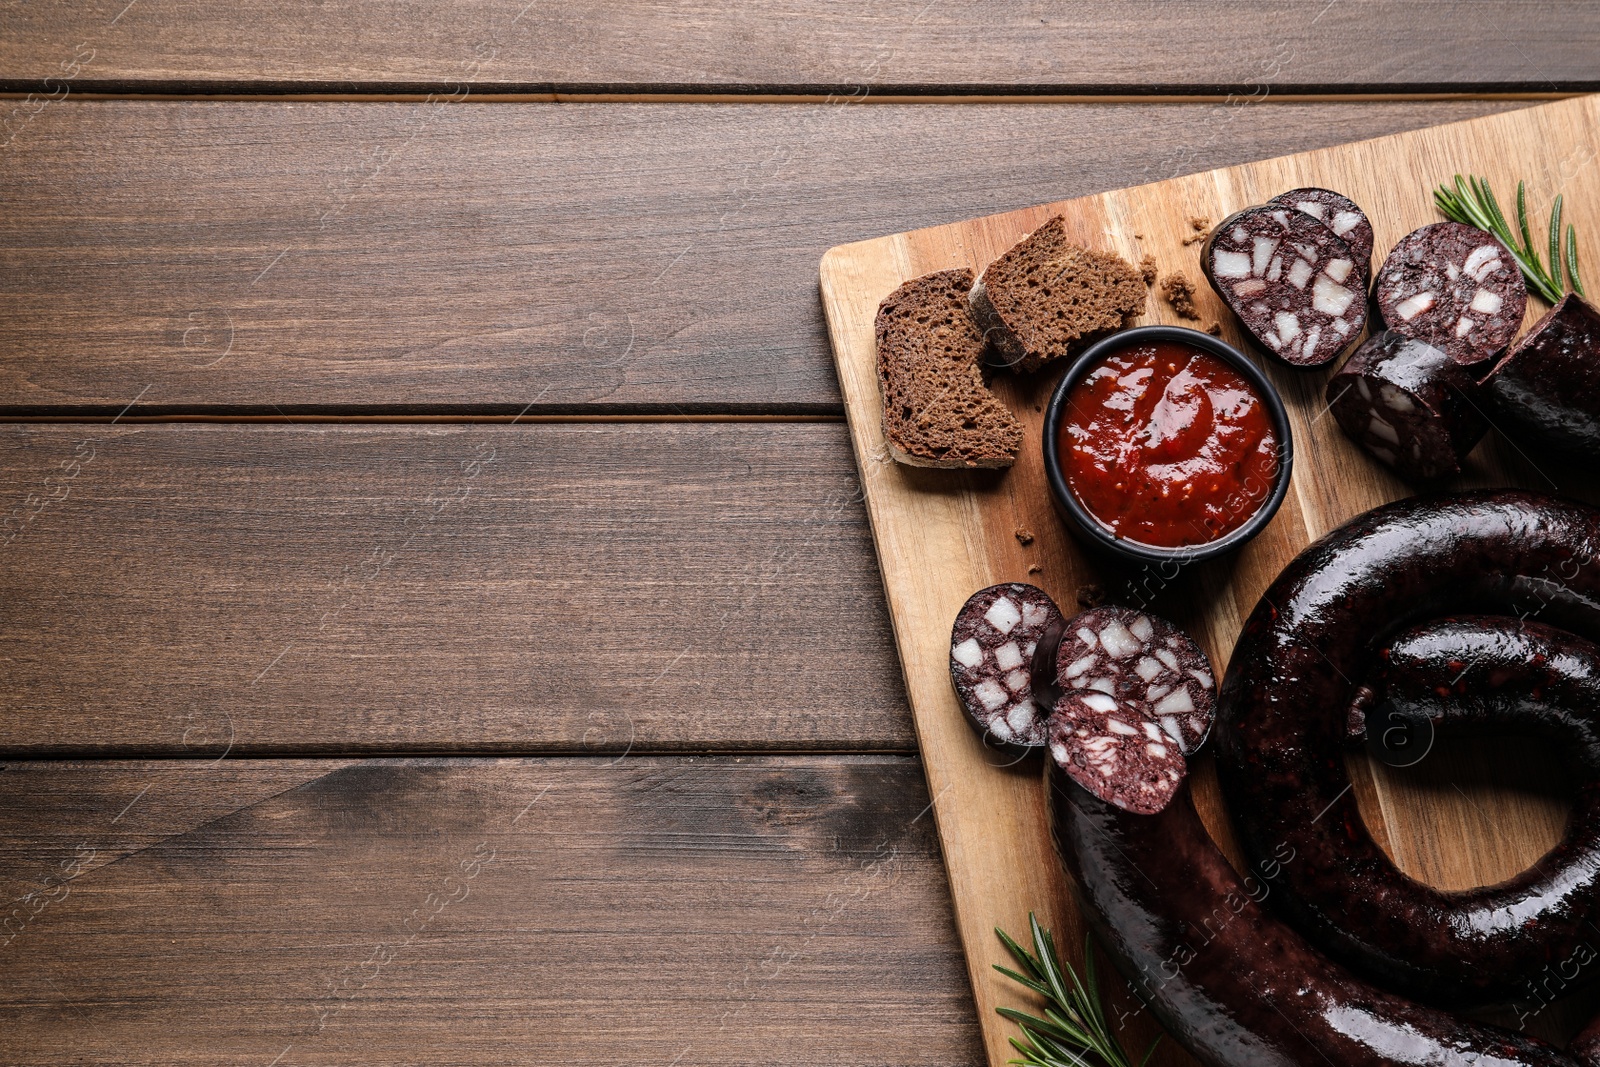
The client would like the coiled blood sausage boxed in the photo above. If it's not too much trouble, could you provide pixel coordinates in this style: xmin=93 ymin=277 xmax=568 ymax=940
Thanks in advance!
xmin=1218 ymin=491 xmax=1600 ymax=1006
xmin=1049 ymin=491 xmax=1600 ymax=1064
xmin=1050 ymin=768 xmax=1579 ymax=1067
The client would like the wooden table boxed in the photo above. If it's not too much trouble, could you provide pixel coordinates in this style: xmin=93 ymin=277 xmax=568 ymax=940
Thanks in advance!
xmin=1 ymin=5 xmax=1596 ymax=1063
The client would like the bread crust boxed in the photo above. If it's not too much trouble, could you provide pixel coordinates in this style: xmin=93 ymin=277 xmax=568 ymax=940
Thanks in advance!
xmin=874 ymin=268 xmax=1023 ymax=469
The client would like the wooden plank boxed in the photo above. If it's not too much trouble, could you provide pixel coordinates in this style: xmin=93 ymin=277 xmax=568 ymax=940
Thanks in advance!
xmin=0 ymin=422 xmax=911 ymax=755
xmin=820 ymin=95 xmax=1600 ymax=1063
xmin=0 ymin=759 xmax=356 ymax=903
xmin=1 ymin=2 xmax=1597 ymax=95
xmin=0 ymin=99 xmax=1520 ymax=415
xmin=0 ymin=755 xmax=982 ymax=1067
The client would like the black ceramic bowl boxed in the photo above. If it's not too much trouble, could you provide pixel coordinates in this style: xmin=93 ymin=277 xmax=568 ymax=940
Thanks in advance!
xmin=1041 ymin=325 xmax=1293 ymax=567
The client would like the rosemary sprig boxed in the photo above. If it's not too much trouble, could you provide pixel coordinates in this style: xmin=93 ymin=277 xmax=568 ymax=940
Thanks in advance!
xmin=1433 ymin=174 xmax=1586 ymax=303
xmin=994 ymin=914 xmax=1159 ymax=1067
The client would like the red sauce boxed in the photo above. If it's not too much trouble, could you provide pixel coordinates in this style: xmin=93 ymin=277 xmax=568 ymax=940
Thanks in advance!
xmin=1059 ymin=339 xmax=1278 ymax=548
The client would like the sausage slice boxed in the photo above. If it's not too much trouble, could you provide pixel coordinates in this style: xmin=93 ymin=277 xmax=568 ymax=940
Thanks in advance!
xmin=1052 ymin=605 xmax=1217 ymax=754
xmin=1374 ymin=222 xmax=1527 ymax=366
xmin=1267 ymin=186 xmax=1374 ymax=283
xmin=949 ymin=583 xmax=1065 ymax=748
xmin=1202 ymin=205 xmax=1367 ymax=366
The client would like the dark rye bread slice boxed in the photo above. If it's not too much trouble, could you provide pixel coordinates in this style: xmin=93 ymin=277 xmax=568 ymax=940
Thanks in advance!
xmin=875 ymin=268 xmax=1024 ymax=469
xmin=969 ymin=216 xmax=1148 ymax=373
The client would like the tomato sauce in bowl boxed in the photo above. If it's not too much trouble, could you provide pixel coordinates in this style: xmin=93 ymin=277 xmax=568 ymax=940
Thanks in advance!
xmin=1043 ymin=326 xmax=1292 ymax=564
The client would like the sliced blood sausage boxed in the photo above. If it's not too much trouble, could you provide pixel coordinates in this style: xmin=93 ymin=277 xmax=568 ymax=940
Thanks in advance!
xmin=1046 ymin=690 xmax=1186 ymax=814
xmin=1327 ymin=330 xmax=1487 ymax=481
xmin=949 ymin=583 xmax=1064 ymax=749
xmin=1202 ymin=205 xmax=1367 ymax=366
xmin=1267 ymin=186 xmax=1374 ymax=282
xmin=1374 ymin=221 xmax=1527 ymax=366
xmin=1052 ymin=605 xmax=1216 ymax=754
xmin=1216 ymin=490 xmax=1600 ymax=1006
xmin=1482 ymin=292 xmax=1600 ymax=458
xmin=1050 ymin=768 xmax=1581 ymax=1067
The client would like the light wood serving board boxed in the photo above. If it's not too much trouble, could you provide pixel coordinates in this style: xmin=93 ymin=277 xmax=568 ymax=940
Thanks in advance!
xmin=820 ymin=94 xmax=1600 ymax=1065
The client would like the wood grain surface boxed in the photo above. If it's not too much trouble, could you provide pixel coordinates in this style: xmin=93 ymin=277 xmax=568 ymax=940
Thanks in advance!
xmin=822 ymin=95 xmax=1600 ymax=1063
xmin=0 ymin=100 xmax=1518 ymax=415
xmin=0 ymin=756 xmax=982 ymax=1067
xmin=5 ymin=5 xmax=1595 ymax=1062
xmin=0 ymin=759 xmax=356 ymax=903
xmin=0 ymin=421 xmax=914 ymax=755
xmin=2 ymin=1 xmax=1597 ymax=96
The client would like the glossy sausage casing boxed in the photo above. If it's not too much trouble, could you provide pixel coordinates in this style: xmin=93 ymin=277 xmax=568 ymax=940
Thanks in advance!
xmin=1379 ymin=615 xmax=1600 ymax=777
xmin=1217 ymin=490 xmax=1600 ymax=1004
xmin=1049 ymin=765 xmax=1575 ymax=1066
xmin=1482 ymin=294 xmax=1600 ymax=459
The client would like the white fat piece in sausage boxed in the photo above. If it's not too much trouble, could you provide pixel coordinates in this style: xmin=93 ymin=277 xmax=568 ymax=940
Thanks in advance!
xmin=1463 ymin=244 xmax=1503 ymax=282
xmin=1313 ymin=273 xmax=1357 ymax=317
xmin=1393 ymin=291 xmax=1437 ymax=321
xmin=984 ymin=596 xmax=1022 ymax=634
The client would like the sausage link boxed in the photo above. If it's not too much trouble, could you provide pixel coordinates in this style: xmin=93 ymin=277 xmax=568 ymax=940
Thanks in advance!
xmin=1217 ymin=491 xmax=1600 ymax=1005
xmin=1051 ymin=766 xmax=1578 ymax=1066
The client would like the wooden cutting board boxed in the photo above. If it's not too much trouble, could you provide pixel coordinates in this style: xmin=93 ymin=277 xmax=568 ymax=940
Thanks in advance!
xmin=820 ymin=94 xmax=1600 ymax=1065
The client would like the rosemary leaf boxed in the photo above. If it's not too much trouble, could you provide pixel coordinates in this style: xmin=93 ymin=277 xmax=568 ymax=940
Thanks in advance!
xmin=994 ymin=915 xmax=1157 ymax=1067
xmin=1550 ymin=194 xmax=1565 ymax=290
xmin=1518 ymin=182 xmax=1538 ymax=271
xmin=1568 ymin=223 xmax=1586 ymax=298
xmin=1481 ymin=177 xmax=1514 ymax=242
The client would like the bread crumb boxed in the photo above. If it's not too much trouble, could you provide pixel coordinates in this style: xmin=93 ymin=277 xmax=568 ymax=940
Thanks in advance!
xmin=1160 ymin=272 xmax=1201 ymax=321
xmin=1027 ymin=564 xmax=1043 ymax=575
xmin=1138 ymin=255 xmax=1158 ymax=286
xmin=1205 ymin=320 xmax=1223 ymax=336
xmin=1077 ymin=584 xmax=1105 ymax=608
xmin=1133 ymin=232 xmax=1145 ymax=240
xmin=1180 ymin=216 xmax=1211 ymax=246
xmin=1015 ymin=527 xmax=1035 ymax=546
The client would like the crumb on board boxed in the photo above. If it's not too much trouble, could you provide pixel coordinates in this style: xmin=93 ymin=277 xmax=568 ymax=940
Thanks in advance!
xmin=1205 ymin=320 xmax=1223 ymax=336
xmin=1138 ymin=254 xmax=1158 ymax=285
xmin=1160 ymin=272 xmax=1201 ymax=321
xmin=1027 ymin=564 xmax=1043 ymax=575
xmin=1180 ymin=216 xmax=1211 ymax=246
xmin=1133 ymin=232 xmax=1145 ymax=240
xmin=1015 ymin=527 xmax=1035 ymax=546
xmin=1077 ymin=583 xmax=1105 ymax=608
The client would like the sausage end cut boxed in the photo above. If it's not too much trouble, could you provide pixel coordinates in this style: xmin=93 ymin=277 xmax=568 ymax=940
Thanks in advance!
xmin=1482 ymin=292 xmax=1600 ymax=458
xmin=950 ymin=583 xmax=1065 ymax=749
xmin=1327 ymin=330 xmax=1487 ymax=481
xmin=1048 ymin=690 xmax=1187 ymax=814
